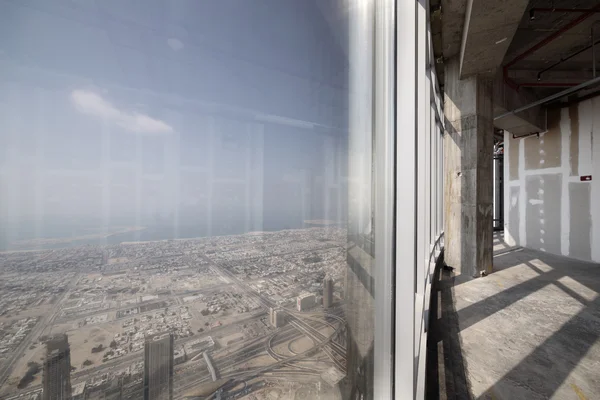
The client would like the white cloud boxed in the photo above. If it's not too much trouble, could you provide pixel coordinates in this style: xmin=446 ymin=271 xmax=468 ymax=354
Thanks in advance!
xmin=71 ymin=90 xmax=119 ymax=119
xmin=70 ymin=90 xmax=173 ymax=134
xmin=167 ymin=38 xmax=184 ymax=51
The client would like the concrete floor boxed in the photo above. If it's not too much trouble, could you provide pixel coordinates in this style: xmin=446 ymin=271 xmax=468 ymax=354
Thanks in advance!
xmin=453 ymin=233 xmax=600 ymax=399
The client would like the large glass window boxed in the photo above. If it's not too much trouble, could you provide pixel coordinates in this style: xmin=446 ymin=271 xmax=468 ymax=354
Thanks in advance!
xmin=0 ymin=1 xmax=357 ymax=399
xmin=0 ymin=1 xmax=443 ymax=399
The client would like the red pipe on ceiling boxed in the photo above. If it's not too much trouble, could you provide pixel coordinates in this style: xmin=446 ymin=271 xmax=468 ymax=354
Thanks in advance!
xmin=503 ymin=4 xmax=600 ymax=91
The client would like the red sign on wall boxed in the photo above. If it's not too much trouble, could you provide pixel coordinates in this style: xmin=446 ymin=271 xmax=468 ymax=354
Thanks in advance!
xmin=580 ymin=175 xmax=592 ymax=181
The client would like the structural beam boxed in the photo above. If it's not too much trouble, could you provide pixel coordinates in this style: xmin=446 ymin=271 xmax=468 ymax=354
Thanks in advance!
xmin=493 ymin=71 xmax=547 ymax=136
xmin=440 ymin=0 xmax=467 ymax=59
xmin=458 ymin=0 xmax=529 ymax=77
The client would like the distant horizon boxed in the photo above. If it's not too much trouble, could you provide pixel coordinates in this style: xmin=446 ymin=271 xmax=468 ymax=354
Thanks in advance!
xmin=1 ymin=218 xmax=347 ymax=252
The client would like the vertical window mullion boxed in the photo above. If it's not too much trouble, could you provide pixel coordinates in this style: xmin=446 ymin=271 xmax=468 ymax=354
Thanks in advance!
xmin=395 ymin=0 xmax=418 ymax=398
xmin=374 ymin=0 xmax=397 ymax=398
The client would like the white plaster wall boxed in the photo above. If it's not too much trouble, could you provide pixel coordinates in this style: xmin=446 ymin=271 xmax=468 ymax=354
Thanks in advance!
xmin=503 ymin=129 xmax=516 ymax=247
xmin=504 ymin=96 xmax=599 ymax=263
xmin=592 ymin=97 xmax=600 ymax=262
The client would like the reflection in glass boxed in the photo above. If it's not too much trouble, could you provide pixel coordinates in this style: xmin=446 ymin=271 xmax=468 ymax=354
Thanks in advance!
xmin=0 ymin=1 xmax=378 ymax=399
xmin=42 ymin=335 xmax=72 ymax=400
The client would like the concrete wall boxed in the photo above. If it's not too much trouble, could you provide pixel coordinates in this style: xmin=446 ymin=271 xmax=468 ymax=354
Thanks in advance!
xmin=504 ymin=96 xmax=600 ymax=263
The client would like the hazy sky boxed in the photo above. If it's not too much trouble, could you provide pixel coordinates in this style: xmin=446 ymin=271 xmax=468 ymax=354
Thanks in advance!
xmin=0 ymin=0 xmax=350 ymax=244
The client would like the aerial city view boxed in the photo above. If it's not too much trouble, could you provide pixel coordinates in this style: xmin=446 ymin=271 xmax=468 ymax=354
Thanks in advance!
xmin=0 ymin=1 xmax=365 ymax=399
xmin=0 ymin=226 xmax=349 ymax=399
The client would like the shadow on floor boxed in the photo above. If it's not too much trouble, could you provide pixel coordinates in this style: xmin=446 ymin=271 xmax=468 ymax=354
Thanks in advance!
xmin=427 ymin=232 xmax=600 ymax=400
xmin=426 ymin=262 xmax=470 ymax=400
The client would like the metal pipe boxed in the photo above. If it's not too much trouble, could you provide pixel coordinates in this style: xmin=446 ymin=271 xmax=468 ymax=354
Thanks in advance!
xmin=503 ymin=4 xmax=600 ymax=90
xmin=547 ymin=88 xmax=600 ymax=109
xmin=537 ymin=37 xmax=600 ymax=80
xmin=507 ymin=5 xmax=600 ymax=69
xmin=494 ymin=75 xmax=600 ymax=121
xmin=503 ymin=68 xmax=520 ymax=91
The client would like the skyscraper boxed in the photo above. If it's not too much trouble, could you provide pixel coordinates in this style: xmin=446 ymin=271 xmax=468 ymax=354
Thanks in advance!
xmin=42 ymin=334 xmax=72 ymax=400
xmin=144 ymin=334 xmax=174 ymax=400
xmin=269 ymin=307 xmax=285 ymax=328
xmin=323 ymin=277 xmax=334 ymax=309
xmin=269 ymin=307 xmax=276 ymax=326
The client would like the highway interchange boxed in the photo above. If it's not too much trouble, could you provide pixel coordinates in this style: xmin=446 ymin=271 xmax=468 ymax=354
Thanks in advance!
xmin=0 ymin=227 xmax=348 ymax=399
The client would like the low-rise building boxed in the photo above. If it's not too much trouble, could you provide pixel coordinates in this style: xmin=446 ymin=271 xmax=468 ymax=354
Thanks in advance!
xmin=72 ymin=382 xmax=86 ymax=400
xmin=174 ymin=347 xmax=186 ymax=365
xmin=183 ymin=336 xmax=214 ymax=359
xmin=269 ymin=307 xmax=286 ymax=328
xmin=296 ymin=292 xmax=315 ymax=311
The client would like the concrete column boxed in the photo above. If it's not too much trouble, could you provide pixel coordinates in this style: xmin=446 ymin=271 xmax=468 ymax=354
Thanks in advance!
xmin=443 ymin=57 xmax=494 ymax=277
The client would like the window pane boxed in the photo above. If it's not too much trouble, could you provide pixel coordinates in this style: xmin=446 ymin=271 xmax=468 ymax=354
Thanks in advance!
xmin=0 ymin=1 xmax=380 ymax=400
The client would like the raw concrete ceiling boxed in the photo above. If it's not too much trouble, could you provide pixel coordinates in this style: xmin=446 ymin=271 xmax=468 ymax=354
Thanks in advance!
xmin=436 ymin=0 xmax=600 ymax=135
xmin=438 ymin=0 xmax=600 ymax=83
xmin=440 ymin=0 xmax=529 ymax=78
xmin=503 ymin=0 xmax=600 ymax=92
xmin=460 ymin=0 xmax=531 ymax=77
xmin=440 ymin=0 xmax=467 ymax=59
xmin=437 ymin=0 xmax=547 ymax=136
xmin=505 ymin=18 xmax=599 ymax=70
